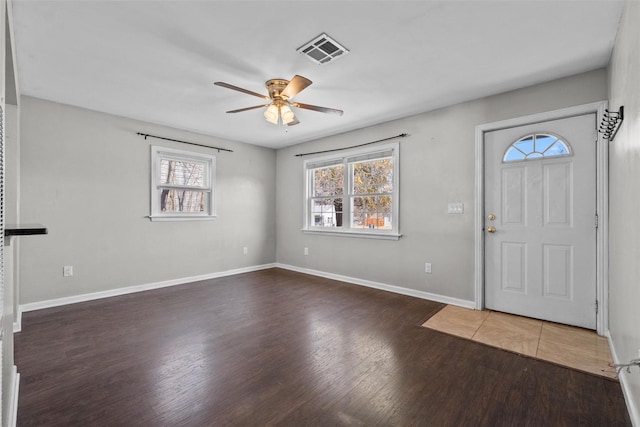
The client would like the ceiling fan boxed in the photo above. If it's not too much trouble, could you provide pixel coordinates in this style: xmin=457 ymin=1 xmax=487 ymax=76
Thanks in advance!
xmin=214 ymin=75 xmax=343 ymax=126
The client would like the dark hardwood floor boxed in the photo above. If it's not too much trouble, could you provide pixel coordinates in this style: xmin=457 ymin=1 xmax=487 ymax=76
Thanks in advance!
xmin=15 ymin=268 xmax=630 ymax=426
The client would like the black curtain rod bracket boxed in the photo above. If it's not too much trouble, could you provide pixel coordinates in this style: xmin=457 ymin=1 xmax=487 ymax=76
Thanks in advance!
xmin=295 ymin=133 xmax=408 ymax=157
xmin=598 ymin=106 xmax=624 ymax=142
xmin=137 ymin=132 xmax=233 ymax=153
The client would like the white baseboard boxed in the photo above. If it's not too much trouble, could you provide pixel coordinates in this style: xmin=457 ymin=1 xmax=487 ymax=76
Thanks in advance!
xmin=275 ymin=263 xmax=476 ymax=309
xmin=20 ymin=263 xmax=276 ymax=313
xmin=6 ymin=365 xmax=19 ymax=427
xmin=607 ymin=331 xmax=639 ymax=426
xmin=18 ymin=261 xmax=474 ymax=318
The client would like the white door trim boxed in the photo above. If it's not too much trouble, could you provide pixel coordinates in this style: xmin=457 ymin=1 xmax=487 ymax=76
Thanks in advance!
xmin=474 ymin=101 xmax=608 ymax=335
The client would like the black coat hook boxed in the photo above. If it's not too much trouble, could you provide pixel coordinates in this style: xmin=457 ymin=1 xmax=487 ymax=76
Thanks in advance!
xmin=598 ymin=106 xmax=624 ymax=141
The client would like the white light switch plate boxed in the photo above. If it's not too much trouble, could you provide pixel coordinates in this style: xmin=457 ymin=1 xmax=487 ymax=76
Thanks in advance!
xmin=447 ymin=202 xmax=464 ymax=214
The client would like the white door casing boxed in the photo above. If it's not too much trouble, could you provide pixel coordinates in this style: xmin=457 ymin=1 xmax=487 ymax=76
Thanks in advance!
xmin=483 ymin=114 xmax=597 ymax=329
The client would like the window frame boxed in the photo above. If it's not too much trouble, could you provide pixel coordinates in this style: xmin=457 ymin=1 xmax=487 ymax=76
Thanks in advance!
xmin=149 ymin=145 xmax=216 ymax=221
xmin=303 ymin=142 xmax=400 ymax=240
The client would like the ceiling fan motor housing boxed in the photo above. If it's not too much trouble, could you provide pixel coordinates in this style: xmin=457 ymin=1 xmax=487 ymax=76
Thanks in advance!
xmin=266 ymin=79 xmax=290 ymax=100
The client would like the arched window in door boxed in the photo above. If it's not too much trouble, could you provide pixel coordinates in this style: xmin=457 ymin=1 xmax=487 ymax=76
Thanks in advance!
xmin=503 ymin=133 xmax=571 ymax=162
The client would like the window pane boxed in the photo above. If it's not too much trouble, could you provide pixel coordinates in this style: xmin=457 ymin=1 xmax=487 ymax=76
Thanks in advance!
xmin=545 ymin=141 xmax=570 ymax=157
xmin=514 ymin=136 xmax=534 ymax=153
xmin=160 ymin=189 xmax=208 ymax=213
xmin=351 ymin=195 xmax=393 ymax=230
xmin=535 ymin=134 xmax=556 ymax=152
xmin=160 ymin=159 xmax=207 ymax=187
xmin=313 ymin=165 xmax=344 ymax=197
xmin=504 ymin=147 xmax=526 ymax=161
xmin=352 ymin=158 xmax=393 ymax=194
xmin=311 ymin=198 xmax=343 ymax=227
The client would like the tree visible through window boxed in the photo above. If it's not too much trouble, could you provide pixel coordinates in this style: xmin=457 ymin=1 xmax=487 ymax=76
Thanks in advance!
xmin=160 ymin=158 xmax=206 ymax=213
xmin=305 ymin=143 xmax=399 ymax=237
xmin=150 ymin=146 xmax=216 ymax=221
xmin=351 ymin=158 xmax=393 ymax=229
xmin=311 ymin=165 xmax=344 ymax=227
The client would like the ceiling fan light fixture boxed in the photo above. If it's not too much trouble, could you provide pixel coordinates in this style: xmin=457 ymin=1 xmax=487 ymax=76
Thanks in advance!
xmin=280 ymin=104 xmax=296 ymax=124
xmin=264 ymin=104 xmax=279 ymax=124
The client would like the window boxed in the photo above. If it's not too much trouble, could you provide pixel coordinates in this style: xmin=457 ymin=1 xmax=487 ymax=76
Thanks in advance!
xmin=503 ymin=133 xmax=571 ymax=162
xmin=304 ymin=142 xmax=400 ymax=239
xmin=150 ymin=146 xmax=215 ymax=221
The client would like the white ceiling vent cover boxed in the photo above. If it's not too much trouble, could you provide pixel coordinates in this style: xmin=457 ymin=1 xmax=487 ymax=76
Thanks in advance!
xmin=297 ymin=33 xmax=349 ymax=65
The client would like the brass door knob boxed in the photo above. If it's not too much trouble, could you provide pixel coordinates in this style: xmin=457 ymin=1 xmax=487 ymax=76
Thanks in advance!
xmin=487 ymin=214 xmax=496 ymax=221
xmin=487 ymin=226 xmax=496 ymax=233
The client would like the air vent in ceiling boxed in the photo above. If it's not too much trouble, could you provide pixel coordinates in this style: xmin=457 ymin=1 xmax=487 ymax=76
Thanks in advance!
xmin=297 ymin=33 xmax=349 ymax=65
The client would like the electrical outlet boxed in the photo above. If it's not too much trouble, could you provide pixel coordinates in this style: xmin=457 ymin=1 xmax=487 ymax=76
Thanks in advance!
xmin=243 ymin=247 xmax=248 ymax=255
xmin=425 ymin=263 xmax=432 ymax=274
xmin=63 ymin=266 xmax=73 ymax=277
xmin=304 ymin=247 xmax=309 ymax=256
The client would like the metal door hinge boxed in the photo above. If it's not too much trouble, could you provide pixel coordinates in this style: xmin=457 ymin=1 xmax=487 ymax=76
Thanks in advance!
xmin=596 ymin=299 xmax=599 ymax=314
xmin=595 ymin=213 xmax=599 ymax=229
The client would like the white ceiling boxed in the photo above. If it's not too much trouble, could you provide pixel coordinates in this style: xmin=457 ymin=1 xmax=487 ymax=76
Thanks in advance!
xmin=10 ymin=1 xmax=624 ymax=149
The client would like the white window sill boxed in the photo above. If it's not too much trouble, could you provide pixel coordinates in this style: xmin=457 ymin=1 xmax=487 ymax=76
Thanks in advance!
xmin=148 ymin=215 xmax=217 ymax=222
xmin=302 ymin=229 xmax=402 ymax=241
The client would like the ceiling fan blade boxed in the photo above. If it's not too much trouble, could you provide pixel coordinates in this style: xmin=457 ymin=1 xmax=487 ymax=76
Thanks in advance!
xmin=226 ymin=104 xmax=270 ymax=113
xmin=293 ymin=102 xmax=344 ymax=116
xmin=281 ymin=75 xmax=312 ymax=99
xmin=214 ymin=82 xmax=269 ymax=100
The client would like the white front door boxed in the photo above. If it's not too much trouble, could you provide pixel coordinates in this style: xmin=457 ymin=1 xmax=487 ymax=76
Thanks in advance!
xmin=484 ymin=114 xmax=597 ymax=329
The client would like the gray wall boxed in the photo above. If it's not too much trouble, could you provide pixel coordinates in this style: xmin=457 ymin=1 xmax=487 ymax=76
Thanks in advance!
xmin=18 ymin=96 xmax=277 ymax=304
xmin=276 ymin=69 xmax=607 ymax=302
xmin=608 ymin=0 xmax=640 ymax=418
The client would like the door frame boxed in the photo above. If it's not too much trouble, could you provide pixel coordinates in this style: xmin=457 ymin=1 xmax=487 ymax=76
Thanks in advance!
xmin=474 ymin=101 xmax=609 ymax=335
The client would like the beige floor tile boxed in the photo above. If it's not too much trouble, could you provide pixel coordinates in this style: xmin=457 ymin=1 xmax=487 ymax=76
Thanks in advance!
xmin=537 ymin=322 xmax=617 ymax=379
xmin=421 ymin=306 xmax=616 ymax=379
xmin=422 ymin=305 xmax=489 ymax=339
xmin=471 ymin=311 xmax=542 ymax=357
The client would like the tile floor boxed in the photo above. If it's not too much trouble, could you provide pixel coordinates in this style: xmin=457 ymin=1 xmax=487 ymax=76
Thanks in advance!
xmin=422 ymin=305 xmax=617 ymax=379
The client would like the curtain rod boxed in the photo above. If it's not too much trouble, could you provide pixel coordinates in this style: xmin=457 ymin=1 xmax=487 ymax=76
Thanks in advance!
xmin=294 ymin=133 xmax=408 ymax=157
xmin=137 ymin=132 xmax=233 ymax=153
